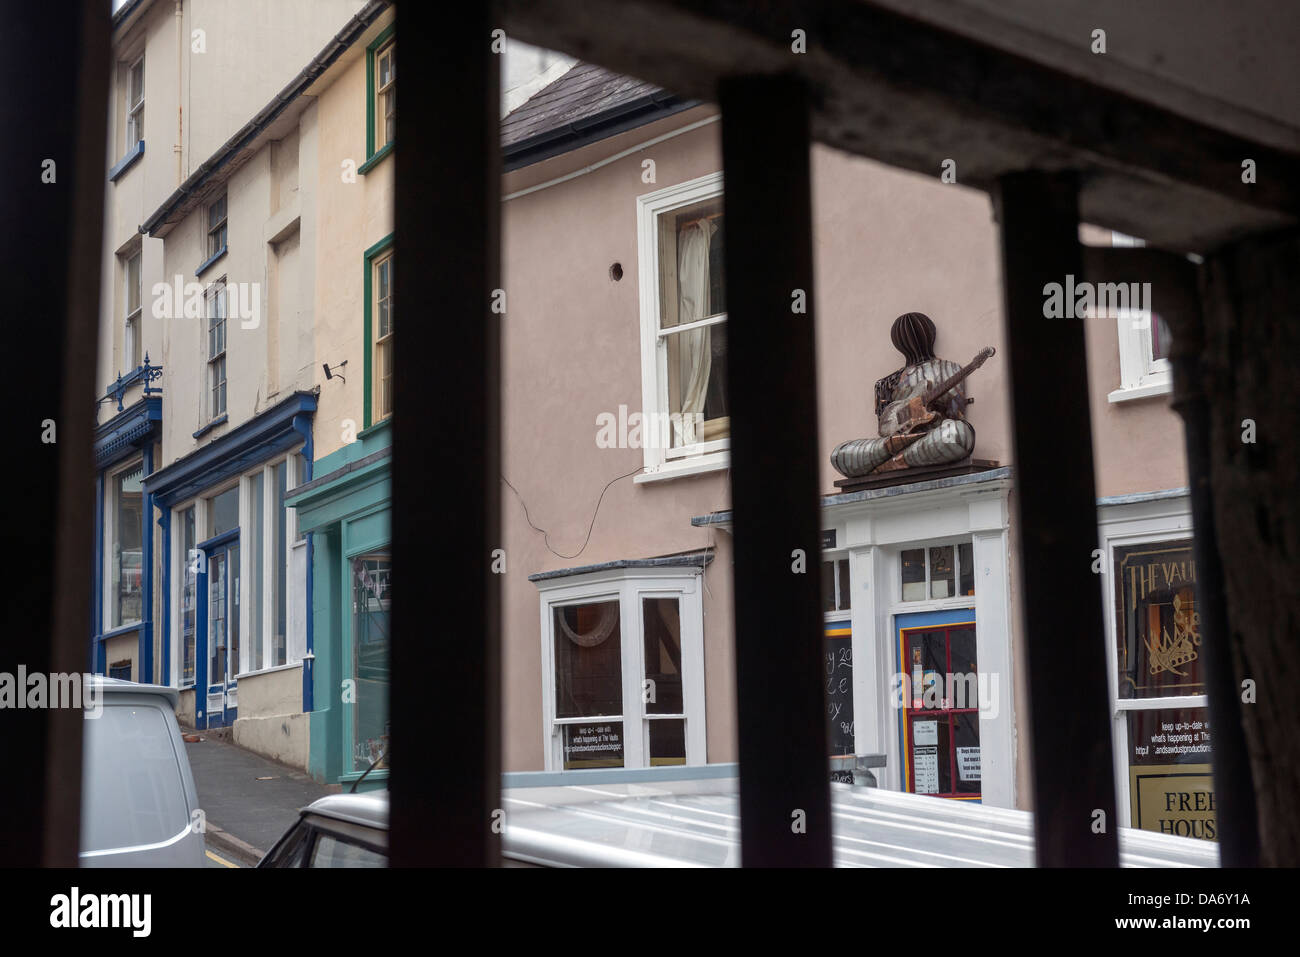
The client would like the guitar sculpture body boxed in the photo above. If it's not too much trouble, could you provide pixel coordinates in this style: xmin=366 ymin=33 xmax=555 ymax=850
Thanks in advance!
xmin=878 ymin=346 xmax=996 ymax=437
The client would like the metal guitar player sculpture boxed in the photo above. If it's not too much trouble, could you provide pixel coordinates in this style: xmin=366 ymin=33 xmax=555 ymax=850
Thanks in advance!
xmin=831 ymin=312 xmax=995 ymax=478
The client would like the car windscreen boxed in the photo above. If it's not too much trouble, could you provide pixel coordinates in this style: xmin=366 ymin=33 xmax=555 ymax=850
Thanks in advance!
xmin=81 ymin=703 xmax=190 ymax=853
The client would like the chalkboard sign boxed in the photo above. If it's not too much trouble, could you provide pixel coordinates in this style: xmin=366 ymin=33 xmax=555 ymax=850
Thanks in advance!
xmin=825 ymin=634 xmax=854 ymax=758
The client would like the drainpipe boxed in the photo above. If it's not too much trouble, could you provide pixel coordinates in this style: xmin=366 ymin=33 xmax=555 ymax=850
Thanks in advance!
xmin=175 ymin=0 xmax=183 ymax=185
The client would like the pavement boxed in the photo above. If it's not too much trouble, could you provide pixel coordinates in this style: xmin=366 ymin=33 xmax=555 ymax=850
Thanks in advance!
xmin=184 ymin=728 xmax=340 ymax=867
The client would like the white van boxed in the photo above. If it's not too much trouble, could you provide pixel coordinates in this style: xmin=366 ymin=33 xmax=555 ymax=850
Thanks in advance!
xmin=79 ymin=677 xmax=206 ymax=867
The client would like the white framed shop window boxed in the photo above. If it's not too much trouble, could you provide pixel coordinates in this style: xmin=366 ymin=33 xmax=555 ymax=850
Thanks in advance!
xmin=635 ymin=172 xmax=730 ymax=483
xmin=1097 ymin=491 xmax=1208 ymax=835
xmin=238 ymin=451 xmax=308 ymax=678
xmin=831 ymin=473 xmax=1017 ymax=808
xmin=537 ymin=566 xmax=707 ymax=771
xmin=169 ymin=452 xmax=308 ymax=685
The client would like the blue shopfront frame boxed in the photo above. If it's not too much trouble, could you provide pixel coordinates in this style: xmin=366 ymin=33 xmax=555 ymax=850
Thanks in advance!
xmin=145 ymin=391 xmax=316 ymax=726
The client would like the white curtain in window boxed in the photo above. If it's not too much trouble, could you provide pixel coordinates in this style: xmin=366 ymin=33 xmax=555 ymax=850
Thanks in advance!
xmin=557 ymin=602 xmax=619 ymax=648
xmin=675 ymin=220 xmax=716 ymax=446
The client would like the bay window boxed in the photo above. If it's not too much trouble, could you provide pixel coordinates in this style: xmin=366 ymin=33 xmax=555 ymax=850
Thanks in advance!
xmin=538 ymin=566 xmax=707 ymax=771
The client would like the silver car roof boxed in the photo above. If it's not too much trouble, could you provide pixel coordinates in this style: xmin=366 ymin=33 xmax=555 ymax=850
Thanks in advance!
xmin=85 ymin=675 xmax=180 ymax=709
xmin=296 ymin=772 xmax=1220 ymax=868
xmin=500 ymin=777 xmax=1220 ymax=868
xmin=301 ymin=792 xmax=389 ymax=830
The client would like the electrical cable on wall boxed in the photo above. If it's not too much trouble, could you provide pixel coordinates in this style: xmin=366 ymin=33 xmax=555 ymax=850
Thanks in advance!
xmin=502 ymin=466 xmax=643 ymax=561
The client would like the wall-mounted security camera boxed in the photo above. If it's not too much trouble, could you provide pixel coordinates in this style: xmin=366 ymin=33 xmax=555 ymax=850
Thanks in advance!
xmin=322 ymin=360 xmax=348 ymax=385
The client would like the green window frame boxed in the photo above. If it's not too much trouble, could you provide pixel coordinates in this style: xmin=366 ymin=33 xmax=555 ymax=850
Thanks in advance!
xmin=363 ymin=234 xmax=395 ymax=428
xmin=361 ymin=24 xmax=396 ymax=173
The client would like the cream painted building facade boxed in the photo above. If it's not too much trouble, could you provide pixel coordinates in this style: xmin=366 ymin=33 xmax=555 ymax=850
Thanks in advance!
xmin=92 ymin=0 xmax=370 ymax=769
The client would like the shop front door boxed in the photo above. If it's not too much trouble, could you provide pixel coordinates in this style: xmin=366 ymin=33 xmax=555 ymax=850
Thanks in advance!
xmin=204 ymin=535 xmax=240 ymax=727
xmin=896 ymin=609 xmax=980 ymax=800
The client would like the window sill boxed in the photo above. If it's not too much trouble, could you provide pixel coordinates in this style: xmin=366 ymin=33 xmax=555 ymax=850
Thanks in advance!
xmin=1107 ymin=379 xmax=1172 ymax=403
xmin=634 ymin=450 xmax=729 ymax=484
xmin=195 ymin=245 xmax=228 ymax=279
xmin=108 ymin=140 xmax=145 ymax=182
xmin=358 ymin=418 xmax=392 ymax=441
xmin=233 ymin=660 xmax=301 ymax=682
xmin=340 ymin=768 xmax=389 ymax=790
xmin=358 ymin=141 xmax=394 ymax=175
xmin=192 ymin=414 xmax=228 ymax=439
xmin=95 ymin=621 xmax=143 ymax=642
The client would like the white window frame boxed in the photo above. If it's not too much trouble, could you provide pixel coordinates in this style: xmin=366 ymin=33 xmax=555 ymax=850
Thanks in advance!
xmin=206 ymin=278 xmax=227 ymax=418
xmin=171 ymin=501 xmax=202 ymax=689
xmin=537 ymin=566 xmax=707 ymax=772
xmin=1107 ymin=231 xmax=1172 ymax=403
xmin=1097 ymin=493 xmax=1202 ymax=830
xmin=123 ymin=248 xmax=142 ymax=370
xmin=236 ymin=452 xmax=308 ymax=680
xmin=375 ymin=39 xmax=396 ymax=151
xmin=125 ymin=55 xmax=144 ymax=150
xmin=635 ymin=172 xmax=730 ymax=483
xmin=372 ymin=249 xmax=394 ymax=422
xmin=892 ymin=537 xmax=977 ymax=607
xmin=206 ymin=193 xmax=228 ymax=260
xmin=822 ymin=552 xmax=852 ymax=621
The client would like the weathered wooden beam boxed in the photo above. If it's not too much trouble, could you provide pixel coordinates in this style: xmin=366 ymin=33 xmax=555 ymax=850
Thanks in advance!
xmin=500 ymin=0 xmax=1298 ymax=252
xmin=0 ymin=0 xmax=106 ymax=868
xmin=720 ymin=74 xmax=832 ymax=867
xmin=1198 ymin=226 xmax=1300 ymax=866
xmin=1084 ymin=246 xmax=1262 ymax=865
xmin=389 ymin=0 xmax=502 ymax=865
xmin=994 ymin=171 xmax=1119 ymax=866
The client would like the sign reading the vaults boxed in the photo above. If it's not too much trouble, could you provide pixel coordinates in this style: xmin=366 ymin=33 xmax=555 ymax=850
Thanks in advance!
xmin=1114 ymin=541 xmax=1202 ymax=698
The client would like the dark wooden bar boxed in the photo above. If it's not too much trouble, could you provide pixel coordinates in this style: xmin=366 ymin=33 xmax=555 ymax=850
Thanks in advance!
xmin=1083 ymin=246 xmax=1262 ymax=865
xmin=389 ymin=0 xmax=503 ymax=865
xmin=0 ymin=0 xmax=106 ymax=867
xmin=719 ymin=75 xmax=832 ymax=867
xmin=994 ymin=172 xmax=1119 ymax=866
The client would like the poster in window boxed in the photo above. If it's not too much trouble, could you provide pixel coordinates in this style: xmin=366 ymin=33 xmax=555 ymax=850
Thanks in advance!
xmin=1113 ymin=540 xmax=1203 ymax=699
xmin=1127 ymin=706 xmax=1215 ymax=840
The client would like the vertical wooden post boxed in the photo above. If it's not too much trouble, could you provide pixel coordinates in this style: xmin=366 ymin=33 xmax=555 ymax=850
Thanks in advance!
xmin=390 ymin=1 xmax=502 ymax=865
xmin=719 ymin=75 xmax=832 ymax=867
xmin=0 ymin=0 xmax=107 ymax=866
xmin=994 ymin=171 xmax=1119 ymax=866
xmin=1199 ymin=227 xmax=1300 ymax=865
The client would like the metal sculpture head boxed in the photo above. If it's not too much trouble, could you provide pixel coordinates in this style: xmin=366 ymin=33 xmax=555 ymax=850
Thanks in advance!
xmin=890 ymin=311 xmax=937 ymax=365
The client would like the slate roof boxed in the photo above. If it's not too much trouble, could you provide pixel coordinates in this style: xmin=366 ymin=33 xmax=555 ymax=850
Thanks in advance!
xmin=501 ymin=62 xmax=697 ymax=169
xmin=503 ymin=63 xmax=664 ymax=145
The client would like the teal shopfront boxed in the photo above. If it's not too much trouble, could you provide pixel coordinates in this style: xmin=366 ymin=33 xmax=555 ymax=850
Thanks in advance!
xmin=286 ymin=420 xmax=392 ymax=788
